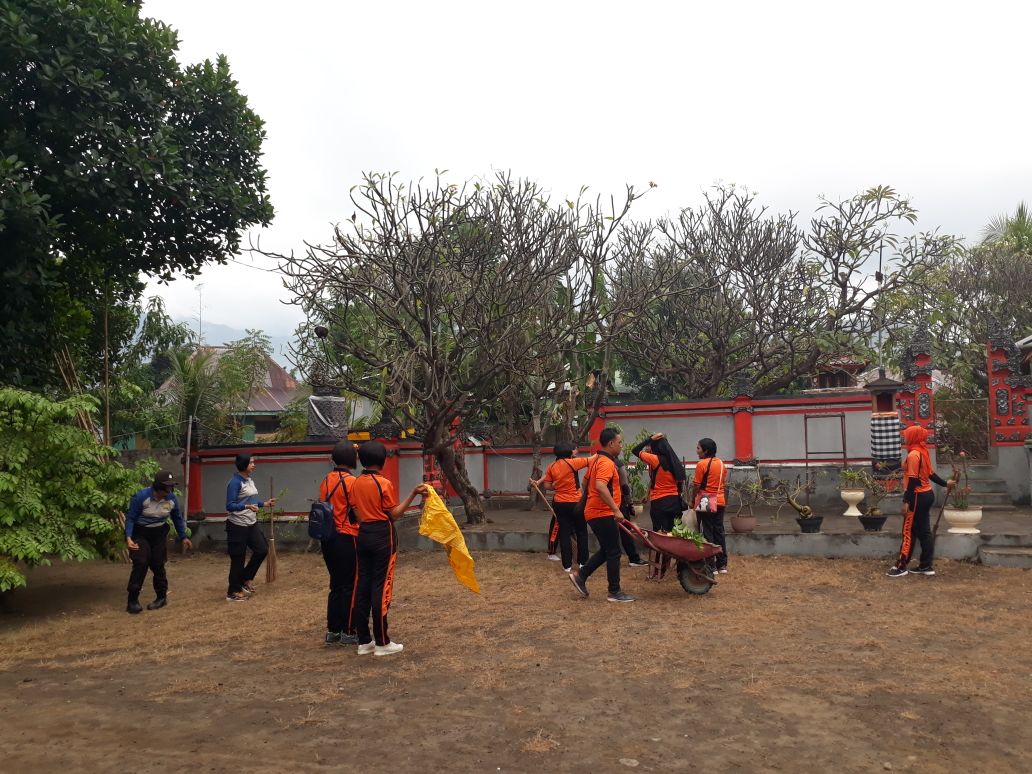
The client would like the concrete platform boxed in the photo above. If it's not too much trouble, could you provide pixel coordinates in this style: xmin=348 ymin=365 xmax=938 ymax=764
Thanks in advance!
xmin=182 ymin=503 xmax=1032 ymax=565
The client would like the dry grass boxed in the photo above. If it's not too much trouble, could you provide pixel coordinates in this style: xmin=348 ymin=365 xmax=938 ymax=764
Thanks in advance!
xmin=2 ymin=551 xmax=1032 ymax=772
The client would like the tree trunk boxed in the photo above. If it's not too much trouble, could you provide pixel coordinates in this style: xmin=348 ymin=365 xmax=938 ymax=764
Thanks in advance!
xmin=528 ymin=413 xmax=545 ymax=510
xmin=427 ymin=431 xmax=487 ymax=528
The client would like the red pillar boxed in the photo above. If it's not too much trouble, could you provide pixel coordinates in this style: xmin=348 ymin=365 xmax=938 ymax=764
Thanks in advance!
xmin=730 ymin=374 xmax=755 ymax=464
xmin=897 ymin=324 xmax=936 ymax=442
xmin=987 ymin=322 xmax=1032 ymax=446
xmin=588 ymin=413 xmax=606 ymax=451
xmin=186 ymin=454 xmax=203 ymax=516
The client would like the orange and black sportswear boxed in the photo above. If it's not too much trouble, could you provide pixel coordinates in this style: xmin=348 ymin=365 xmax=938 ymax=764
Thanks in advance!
xmin=693 ymin=457 xmax=728 ymax=508
xmin=351 ymin=470 xmax=399 ymax=522
xmin=319 ymin=469 xmax=358 ymax=536
xmin=636 ymin=450 xmax=680 ymax=500
xmin=583 ymin=453 xmax=621 ymax=520
xmin=543 ymin=456 xmax=590 ymax=503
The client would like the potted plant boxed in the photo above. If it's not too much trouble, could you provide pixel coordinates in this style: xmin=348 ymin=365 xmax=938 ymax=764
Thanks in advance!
xmin=838 ymin=468 xmax=866 ymax=517
xmin=729 ymin=479 xmax=761 ymax=534
xmin=856 ymin=466 xmax=901 ymax=532
xmin=943 ymin=451 xmax=982 ymax=534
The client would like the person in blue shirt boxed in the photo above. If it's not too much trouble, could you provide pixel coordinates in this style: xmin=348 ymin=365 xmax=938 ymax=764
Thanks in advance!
xmin=125 ymin=470 xmax=192 ymax=614
xmin=225 ymin=454 xmax=276 ymax=601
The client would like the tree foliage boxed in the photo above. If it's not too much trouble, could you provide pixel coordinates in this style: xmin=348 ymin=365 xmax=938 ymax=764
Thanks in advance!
xmin=0 ymin=388 xmax=155 ymax=591
xmin=0 ymin=0 xmax=273 ymax=387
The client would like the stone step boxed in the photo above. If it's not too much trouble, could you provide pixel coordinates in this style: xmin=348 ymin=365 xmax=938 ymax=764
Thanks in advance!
xmin=980 ymin=547 xmax=1032 ymax=568
xmin=966 ymin=492 xmax=1013 ymax=506
xmin=965 ymin=479 xmax=1009 ymax=492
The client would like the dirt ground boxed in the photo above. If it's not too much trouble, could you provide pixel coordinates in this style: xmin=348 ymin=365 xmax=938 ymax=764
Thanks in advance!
xmin=1 ymin=551 xmax=1030 ymax=773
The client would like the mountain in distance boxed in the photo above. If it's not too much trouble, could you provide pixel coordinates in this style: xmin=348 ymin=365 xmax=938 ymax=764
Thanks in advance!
xmin=175 ymin=319 xmax=297 ymax=370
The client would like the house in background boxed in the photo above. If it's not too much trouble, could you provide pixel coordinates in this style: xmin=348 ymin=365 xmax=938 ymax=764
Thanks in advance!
xmin=154 ymin=346 xmax=301 ymax=444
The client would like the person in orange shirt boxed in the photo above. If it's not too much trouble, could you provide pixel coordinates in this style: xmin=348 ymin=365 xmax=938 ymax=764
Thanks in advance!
xmin=318 ymin=441 xmax=359 ymax=646
xmin=350 ymin=441 xmax=427 ymax=656
xmin=688 ymin=438 xmax=729 ymax=573
xmin=631 ymin=432 xmax=687 ymax=533
xmin=568 ymin=428 xmax=635 ymax=603
xmin=886 ymin=425 xmax=953 ymax=578
xmin=530 ymin=442 xmax=591 ymax=572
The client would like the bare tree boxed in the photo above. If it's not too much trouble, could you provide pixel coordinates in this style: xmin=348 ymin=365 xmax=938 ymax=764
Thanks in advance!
xmin=617 ymin=185 xmax=955 ymax=396
xmin=269 ymin=172 xmax=685 ymax=523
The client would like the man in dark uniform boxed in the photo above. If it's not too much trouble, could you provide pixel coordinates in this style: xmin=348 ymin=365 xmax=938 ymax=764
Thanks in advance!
xmin=124 ymin=470 xmax=192 ymax=613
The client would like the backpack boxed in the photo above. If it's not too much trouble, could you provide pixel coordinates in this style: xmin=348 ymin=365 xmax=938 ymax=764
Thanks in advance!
xmin=308 ymin=472 xmax=347 ymax=541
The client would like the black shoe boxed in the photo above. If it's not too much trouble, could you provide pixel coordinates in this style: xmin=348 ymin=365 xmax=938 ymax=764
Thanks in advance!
xmin=628 ymin=558 xmax=648 ymax=567
xmin=127 ymin=597 xmax=143 ymax=614
xmin=912 ymin=566 xmax=936 ymax=576
xmin=325 ymin=631 xmax=342 ymax=645
xmin=340 ymin=633 xmax=360 ymax=645
xmin=568 ymin=569 xmax=589 ymax=598
xmin=607 ymin=590 xmax=636 ymax=603
xmin=146 ymin=597 xmax=167 ymax=610
xmin=885 ymin=567 xmax=909 ymax=578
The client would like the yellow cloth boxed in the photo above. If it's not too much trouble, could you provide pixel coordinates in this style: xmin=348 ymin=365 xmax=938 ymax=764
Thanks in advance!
xmin=419 ymin=487 xmax=480 ymax=593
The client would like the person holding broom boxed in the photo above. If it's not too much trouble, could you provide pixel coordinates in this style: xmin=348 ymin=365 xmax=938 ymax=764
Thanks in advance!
xmin=351 ymin=441 xmax=427 ymax=656
xmin=225 ymin=454 xmax=276 ymax=602
xmin=886 ymin=425 xmax=954 ymax=578
xmin=530 ymin=442 xmax=591 ymax=572
xmin=124 ymin=470 xmax=192 ymax=614
xmin=319 ymin=442 xmax=360 ymax=645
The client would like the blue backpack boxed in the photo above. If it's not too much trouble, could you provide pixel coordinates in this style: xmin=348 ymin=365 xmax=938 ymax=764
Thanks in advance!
xmin=308 ymin=473 xmax=347 ymax=541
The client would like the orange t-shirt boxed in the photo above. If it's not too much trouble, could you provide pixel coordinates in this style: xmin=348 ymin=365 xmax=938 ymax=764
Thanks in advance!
xmin=319 ymin=469 xmax=358 ymax=536
xmin=903 ymin=450 xmax=932 ymax=494
xmin=351 ymin=471 xmax=399 ymax=522
xmin=584 ymin=454 xmax=621 ymax=520
xmin=543 ymin=457 xmax=591 ymax=503
xmin=638 ymin=451 xmax=681 ymax=500
xmin=692 ymin=457 xmax=727 ymax=507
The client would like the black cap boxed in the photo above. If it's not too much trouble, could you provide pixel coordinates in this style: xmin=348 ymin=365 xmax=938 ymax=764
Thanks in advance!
xmin=153 ymin=470 xmax=179 ymax=489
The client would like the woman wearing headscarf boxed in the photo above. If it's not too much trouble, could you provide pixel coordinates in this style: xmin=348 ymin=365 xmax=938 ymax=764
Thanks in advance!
xmin=689 ymin=438 xmax=728 ymax=574
xmin=631 ymin=432 xmax=687 ymax=533
xmin=887 ymin=425 xmax=954 ymax=578
xmin=225 ymin=453 xmax=276 ymax=602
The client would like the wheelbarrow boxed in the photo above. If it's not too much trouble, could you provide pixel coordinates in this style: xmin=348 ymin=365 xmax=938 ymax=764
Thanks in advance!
xmin=618 ymin=520 xmax=723 ymax=595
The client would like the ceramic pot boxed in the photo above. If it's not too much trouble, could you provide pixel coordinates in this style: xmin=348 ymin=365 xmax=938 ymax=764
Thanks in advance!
xmin=730 ymin=515 xmax=757 ymax=534
xmin=840 ymin=488 xmax=865 ymax=517
xmin=943 ymin=506 xmax=983 ymax=534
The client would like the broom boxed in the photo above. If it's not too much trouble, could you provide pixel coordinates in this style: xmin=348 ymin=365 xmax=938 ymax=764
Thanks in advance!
xmin=265 ymin=475 xmax=278 ymax=583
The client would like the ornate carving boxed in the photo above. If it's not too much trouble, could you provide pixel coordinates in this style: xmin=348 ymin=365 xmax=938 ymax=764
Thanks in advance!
xmin=910 ymin=322 xmax=932 ymax=356
xmin=731 ymin=373 xmax=755 ymax=398
xmin=1005 ymin=373 xmax=1032 ymax=388
xmin=994 ymin=418 xmax=1002 ymax=426
xmin=988 ymin=314 xmax=1012 ymax=350
xmin=901 ymin=381 xmax=919 ymax=394
xmin=917 ymin=393 xmax=932 ymax=419
xmin=1007 ymin=417 xmax=1016 ymax=425
xmin=996 ymin=388 xmax=1011 ymax=415
xmin=731 ymin=405 xmax=754 ymax=415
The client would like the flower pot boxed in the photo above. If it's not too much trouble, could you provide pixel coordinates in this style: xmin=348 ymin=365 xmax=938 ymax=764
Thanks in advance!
xmin=839 ymin=488 xmax=865 ymax=517
xmin=796 ymin=515 xmax=823 ymax=533
xmin=730 ymin=515 xmax=757 ymax=534
xmin=857 ymin=514 xmax=888 ymax=532
xmin=943 ymin=506 xmax=983 ymax=534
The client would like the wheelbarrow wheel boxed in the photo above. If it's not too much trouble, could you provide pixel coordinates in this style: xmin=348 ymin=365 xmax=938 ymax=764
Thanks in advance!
xmin=676 ymin=560 xmax=714 ymax=595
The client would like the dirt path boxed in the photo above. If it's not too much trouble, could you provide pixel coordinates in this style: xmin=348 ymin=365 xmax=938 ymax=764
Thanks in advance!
xmin=1 ymin=552 xmax=1030 ymax=773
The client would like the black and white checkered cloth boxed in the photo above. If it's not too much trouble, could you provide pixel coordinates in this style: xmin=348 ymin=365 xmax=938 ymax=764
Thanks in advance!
xmin=870 ymin=413 xmax=902 ymax=462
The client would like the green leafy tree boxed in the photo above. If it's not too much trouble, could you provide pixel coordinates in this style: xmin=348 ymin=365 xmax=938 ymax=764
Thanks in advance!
xmin=0 ymin=0 xmax=273 ymax=388
xmin=0 ymin=388 xmax=156 ymax=591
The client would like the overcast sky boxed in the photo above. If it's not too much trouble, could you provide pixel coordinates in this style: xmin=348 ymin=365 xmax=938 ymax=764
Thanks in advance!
xmin=142 ymin=0 xmax=1030 ymax=352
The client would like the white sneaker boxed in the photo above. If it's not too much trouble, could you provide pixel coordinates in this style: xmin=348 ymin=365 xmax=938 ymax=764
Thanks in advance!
xmin=356 ymin=642 xmax=376 ymax=655
xmin=374 ymin=641 xmax=404 ymax=657
xmin=547 ymin=554 xmax=561 ymax=561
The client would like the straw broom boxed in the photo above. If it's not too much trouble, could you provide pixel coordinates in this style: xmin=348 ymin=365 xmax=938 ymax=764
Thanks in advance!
xmin=265 ymin=475 xmax=278 ymax=582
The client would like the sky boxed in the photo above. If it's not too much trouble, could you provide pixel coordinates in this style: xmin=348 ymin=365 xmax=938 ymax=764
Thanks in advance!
xmin=142 ymin=0 xmax=1031 ymax=361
